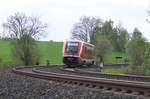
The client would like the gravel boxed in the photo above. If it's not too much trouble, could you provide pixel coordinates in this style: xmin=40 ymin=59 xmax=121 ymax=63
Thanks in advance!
xmin=0 ymin=67 xmax=148 ymax=99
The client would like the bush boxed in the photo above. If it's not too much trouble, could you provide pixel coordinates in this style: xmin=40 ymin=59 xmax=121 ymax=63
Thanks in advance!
xmin=124 ymin=36 xmax=150 ymax=75
xmin=120 ymin=66 xmax=132 ymax=74
xmin=11 ymin=35 xmax=41 ymax=66
xmin=125 ymin=36 xmax=146 ymax=66
xmin=2 ymin=61 xmax=17 ymax=67
xmin=95 ymin=36 xmax=112 ymax=64
xmin=120 ymin=65 xmax=145 ymax=75
xmin=0 ymin=58 xmax=2 ymax=67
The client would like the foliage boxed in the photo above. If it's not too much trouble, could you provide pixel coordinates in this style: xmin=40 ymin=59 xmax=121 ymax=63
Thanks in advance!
xmin=124 ymin=35 xmax=150 ymax=75
xmin=95 ymin=36 xmax=112 ymax=64
xmin=0 ymin=58 xmax=2 ymax=67
xmin=71 ymin=16 xmax=102 ymax=42
xmin=126 ymin=36 xmax=146 ymax=66
xmin=2 ymin=13 xmax=47 ymax=66
xmin=1 ymin=61 xmax=17 ymax=67
xmin=71 ymin=17 xmax=130 ymax=52
xmin=98 ymin=20 xmax=119 ymax=51
xmin=117 ymin=26 xmax=130 ymax=52
xmin=132 ymin=28 xmax=142 ymax=38
xmin=11 ymin=35 xmax=41 ymax=65
xmin=120 ymin=65 xmax=145 ymax=75
xmin=92 ymin=20 xmax=130 ymax=52
xmin=143 ymin=43 xmax=150 ymax=75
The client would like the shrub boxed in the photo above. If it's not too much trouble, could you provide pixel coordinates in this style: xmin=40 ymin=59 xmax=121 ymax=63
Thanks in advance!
xmin=120 ymin=64 xmax=145 ymax=75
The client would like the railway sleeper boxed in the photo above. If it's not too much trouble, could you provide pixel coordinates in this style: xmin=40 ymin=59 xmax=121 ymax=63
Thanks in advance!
xmin=106 ymin=87 xmax=113 ymax=90
xmin=58 ymin=78 xmax=150 ymax=98
xmin=134 ymin=91 xmax=150 ymax=97
xmin=145 ymin=92 xmax=150 ymax=97
xmin=79 ymin=82 xmax=84 ymax=86
xmin=99 ymin=86 xmax=105 ymax=89
xmin=85 ymin=83 xmax=90 ymax=87
xmin=53 ymin=78 xmax=150 ymax=98
xmin=115 ymin=88 xmax=122 ymax=92
xmin=120 ymin=88 xmax=132 ymax=94
xmin=126 ymin=89 xmax=133 ymax=94
xmin=138 ymin=91 xmax=145 ymax=95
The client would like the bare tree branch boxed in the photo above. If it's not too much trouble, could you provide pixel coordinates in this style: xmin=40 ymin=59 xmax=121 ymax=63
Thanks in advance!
xmin=71 ymin=16 xmax=102 ymax=43
xmin=2 ymin=13 xmax=47 ymax=40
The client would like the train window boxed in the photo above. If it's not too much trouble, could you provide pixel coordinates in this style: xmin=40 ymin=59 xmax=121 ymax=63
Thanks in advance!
xmin=84 ymin=46 xmax=88 ymax=56
xmin=65 ymin=42 xmax=79 ymax=54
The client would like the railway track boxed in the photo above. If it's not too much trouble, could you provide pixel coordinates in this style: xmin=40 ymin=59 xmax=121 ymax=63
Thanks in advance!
xmin=62 ymin=68 xmax=150 ymax=82
xmin=35 ymin=65 xmax=150 ymax=82
xmin=12 ymin=65 xmax=150 ymax=98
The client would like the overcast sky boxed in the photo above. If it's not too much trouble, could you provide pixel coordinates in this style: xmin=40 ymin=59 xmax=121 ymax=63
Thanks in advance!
xmin=0 ymin=0 xmax=150 ymax=41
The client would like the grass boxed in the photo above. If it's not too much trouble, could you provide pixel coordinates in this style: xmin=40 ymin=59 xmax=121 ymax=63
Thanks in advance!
xmin=0 ymin=40 xmax=12 ymax=63
xmin=101 ymin=68 xmax=121 ymax=74
xmin=0 ymin=40 xmax=63 ymax=66
xmin=105 ymin=51 xmax=129 ymax=64
xmin=37 ymin=41 xmax=63 ymax=65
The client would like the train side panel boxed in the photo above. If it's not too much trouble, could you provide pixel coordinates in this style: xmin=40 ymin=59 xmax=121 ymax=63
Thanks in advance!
xmin=80 ymin=43 xmax=95 ymax=65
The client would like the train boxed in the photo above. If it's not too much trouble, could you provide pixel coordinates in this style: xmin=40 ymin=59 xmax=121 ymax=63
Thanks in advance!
xmin=62 ymin=40 xmax=95 ymax=67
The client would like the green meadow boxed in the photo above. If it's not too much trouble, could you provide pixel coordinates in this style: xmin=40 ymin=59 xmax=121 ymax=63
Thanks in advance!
xmin=0 ymin=40 xmax=128 ymax=68
xmin=0 ymin=40 xmax=63 ymax=66
xmin=0 ymin=40 xmax=12 ymax=63
xmin=37 ymin=41 xmax=63 ymax=65
xmin=105 ymin=51 xmax=129 ymax=64
xmin=101 ymin=68 xmax=121 ymax=74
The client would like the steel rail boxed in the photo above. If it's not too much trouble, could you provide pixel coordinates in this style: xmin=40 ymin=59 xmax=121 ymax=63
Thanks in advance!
xmin=33 ymin=68 xmax=150 ymax=89
xmin=12 ymin=66 xmax=150 ymax=97
xmin=59 ymin=67 xmax=150 ymax=82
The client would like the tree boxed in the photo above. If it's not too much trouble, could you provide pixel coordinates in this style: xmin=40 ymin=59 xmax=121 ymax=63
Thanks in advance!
xmin=95 ymin=36 xmax=112 ymax=64
xmin=143 ymin=43 xmax=150 ymax=75
xmin=118 ymin=29 xmax=129 ymax=52
xmin=3 ymin=13 xmax=47 ymax=40
xmin=126 ymin=36 xmax=146 ymax=66
xmin=3 ymin=13 xmax=47 ymax=65
xmin=0 ymin=33 xmax=1 ymax=40
xmin=132 ymin=28 xmax=142 ymax=38
xmin=125 ymin=36 xmax=146 ymax=75
xmin=92 ymin=20 xmax=120 ymax=51
xmin=146 ymin=10 xmax=150 ymax=23
xmin=11 ymin=34 xmax=41 ymax=65
xmin=116 ymin=24 xmax=130 ymax=52
xmin=71 ymin=16 xmax=102 ymax=43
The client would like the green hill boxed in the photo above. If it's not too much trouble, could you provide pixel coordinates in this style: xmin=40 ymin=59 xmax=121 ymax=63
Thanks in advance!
xmin=37 ymin=41 xmax=63 ymax=65
xmin=105 ymin=51 xmax=129 ymax=64
xmin=0 ymin=40 xmax=128 ymax=66
xmin=0 ymin=40 xmax=12 ymax=63
xmin=0 ymin=40 xmax=63 ymax=66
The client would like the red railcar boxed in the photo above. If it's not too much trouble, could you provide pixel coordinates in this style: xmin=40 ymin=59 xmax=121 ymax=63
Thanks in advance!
xmin=62 ymin=40 xmax=95 ymax=67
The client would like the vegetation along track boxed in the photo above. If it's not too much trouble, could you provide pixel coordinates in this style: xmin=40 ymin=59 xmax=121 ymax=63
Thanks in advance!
xmin=12 ymin=65 xmax=150 ymax=97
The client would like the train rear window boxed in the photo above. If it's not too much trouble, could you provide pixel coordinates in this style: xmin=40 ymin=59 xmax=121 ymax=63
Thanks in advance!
xmin=67 ymin=42 xmax=78 ymax=46
xmin=65 ymin=42 xmax=79 ymax=54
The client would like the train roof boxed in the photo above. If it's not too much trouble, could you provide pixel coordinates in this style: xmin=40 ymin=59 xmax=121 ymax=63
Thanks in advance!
xmin=64 ymin=40 xmax=95 ymax=47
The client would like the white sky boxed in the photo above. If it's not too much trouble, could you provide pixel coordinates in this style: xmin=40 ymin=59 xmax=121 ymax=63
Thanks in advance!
xmin=0 ymin=0 xmax=150 ymax=41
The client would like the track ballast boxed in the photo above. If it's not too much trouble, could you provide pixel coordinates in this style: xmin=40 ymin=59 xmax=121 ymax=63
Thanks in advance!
xmin=12 ymin=65 xmax=150 ymax=98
